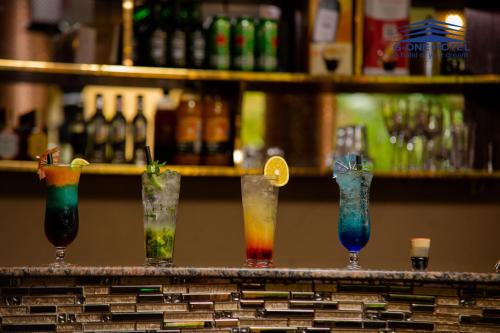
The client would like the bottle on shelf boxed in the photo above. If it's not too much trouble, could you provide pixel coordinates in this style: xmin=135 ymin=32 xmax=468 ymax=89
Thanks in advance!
xmin=0 ymin=108 xmax=20 ymax=160
xmin=203 ymin=92 xmax=231 ymax=165
xmin=132 ymin=95 xmax=148 ymax=165
xmin=175 ymin=87 xmax=202 ymax=165
xmin=133 ymin=0 xmax=154 ymax=66
xmin=256 ymin=17 xmax=278 ymax=72
xmin=68 ymin=95 xmax=87 ymax=159
xmin=27 ymin=109 xmax=48 ymax=161
xmin=186 ymin=0 xmax=206 ymax=69
xmin=109 ymin=95 xmax=127 ymax=164
xmin=208 ymin=15 xmax=231 ymax=70
xmin=154 ymin=92 xmax=177 ymax=164
xmin=232 ymin=16 xmax=255 ymax=71
xmin=168 ymin=0 xmax=187 ymax=68
xmin=149 ymin=0 xmax=172 ymax=66
xmin=87 ymin=94 xmax=109 ymax=163
xmin=59 ymin=92 xmax=81 ymax=163
xmin=15 ymin=111 xmax=35 ymax=160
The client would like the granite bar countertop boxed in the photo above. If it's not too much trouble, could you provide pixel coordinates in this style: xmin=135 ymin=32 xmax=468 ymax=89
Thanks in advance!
xmin=0 ymin=267 xmax=498 ymax=283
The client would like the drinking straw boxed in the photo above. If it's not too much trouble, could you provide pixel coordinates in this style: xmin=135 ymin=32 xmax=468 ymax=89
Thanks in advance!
xmin=144 ymin=146 xmax=152 ymax=165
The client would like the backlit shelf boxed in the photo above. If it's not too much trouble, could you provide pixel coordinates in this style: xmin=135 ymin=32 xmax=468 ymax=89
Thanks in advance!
xmin=1 ymin=59 xmax=500 ymax=85
xmin=0 ymin=160 xmax=499 ymax=179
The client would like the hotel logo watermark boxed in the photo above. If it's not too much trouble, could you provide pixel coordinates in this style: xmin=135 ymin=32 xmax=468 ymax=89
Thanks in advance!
xmin=393 ymin=19 xmax=469 ymax=59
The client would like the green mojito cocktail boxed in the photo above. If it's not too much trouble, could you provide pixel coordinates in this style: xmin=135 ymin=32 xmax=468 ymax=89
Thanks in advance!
xmin=142 ymin=160 xmax=181 ymax=266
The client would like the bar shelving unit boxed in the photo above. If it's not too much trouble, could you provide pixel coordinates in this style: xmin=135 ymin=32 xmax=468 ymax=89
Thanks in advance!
xmin=1 ymin=0 xmax=499 ymax=180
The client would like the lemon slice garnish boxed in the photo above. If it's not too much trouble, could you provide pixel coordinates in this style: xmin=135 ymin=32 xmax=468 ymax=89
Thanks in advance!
xmin=70 ymin=158 xmax=90 ymax=167
xmin=264 ymin=156 xmax=289 ymax=187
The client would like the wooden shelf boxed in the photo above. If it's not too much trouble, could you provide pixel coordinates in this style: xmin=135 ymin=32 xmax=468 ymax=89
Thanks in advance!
xmin=0 ymin=160 xmax=498 ymax=179
xmin=1 ymin=59 xmax=500 ymax=86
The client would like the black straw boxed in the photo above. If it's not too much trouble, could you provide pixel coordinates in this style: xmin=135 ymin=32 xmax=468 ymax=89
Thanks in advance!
xmin=144 ymin=146 xmax=152 ymax=165
xmin=46 ymin=153 xmax=53 ymax=165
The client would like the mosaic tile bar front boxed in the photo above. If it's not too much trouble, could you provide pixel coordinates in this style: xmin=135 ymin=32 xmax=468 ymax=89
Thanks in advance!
xmin=0 ymin=268 xmax=498 ymax=332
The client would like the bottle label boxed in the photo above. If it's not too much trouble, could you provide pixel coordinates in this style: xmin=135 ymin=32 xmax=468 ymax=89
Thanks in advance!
xmin=70 ymin=122 xmax=85 ymax=134
xmin=112 ymin=148 xmax=125 ymax=163
xmin=192 ymin=30 xmax=206 ymax=67
xmin=172 ymin=30 xmax=186 ymax=67
xmin=151 ymin=29 xmax=167 ymax=66
xmin=0 ymin=132 xmax=19 ymax=159
xmin=134 ymin=148 xmax=146 ymax=165
xmin=204 ymin=116 xmax=229 ymax=142
xmin=112 ymin=124 xmax=126 ymax=143
xmin=313 ymin=8 xmax=339 ymax=42
xmin=210 ymin=31 xmax=230 ymax=69
xmin=92 ymin=148 xmax=106 ymax=163
xmin=93 ymin=120 xmax=108 ymax=145
xmin=134 ymin=121 xmax=147 ymax=143
xmin=176 ymin=116 xmax=201 ymax=154
xmin=204 ymin=116 xmax=230 ymax=155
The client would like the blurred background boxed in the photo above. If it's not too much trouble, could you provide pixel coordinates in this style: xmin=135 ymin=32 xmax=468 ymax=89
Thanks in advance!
xmin=0 ymin=0 xmax=499 ymax=271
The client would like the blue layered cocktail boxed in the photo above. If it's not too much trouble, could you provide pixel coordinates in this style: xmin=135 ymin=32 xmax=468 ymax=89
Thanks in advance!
xmin=334 ymin=155 xmax=372 ymax=269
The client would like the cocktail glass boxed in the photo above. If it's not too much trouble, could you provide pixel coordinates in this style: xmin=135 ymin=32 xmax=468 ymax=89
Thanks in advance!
xmin=241 ymin=175 xmax=279 ymax=268
xmin=336 ymin=168 xmax=372 ymax=270
xmin=44 ymin=165 xmax=82 ymax=266
xmin=142 ymin=170 xmax=181 ymax=266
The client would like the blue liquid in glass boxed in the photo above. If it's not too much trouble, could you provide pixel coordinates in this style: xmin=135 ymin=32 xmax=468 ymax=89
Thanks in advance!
xmin=336 ymin=171 xmax=372 ymax=252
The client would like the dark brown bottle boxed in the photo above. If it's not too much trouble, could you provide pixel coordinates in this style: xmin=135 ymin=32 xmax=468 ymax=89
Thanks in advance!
xmin=154 ymin=93 xmax=177 ymax=164
xmin=174 ymin=89 xmax=202 ymax=165
xmin=203 ymin=93 xmax=231 ymax=165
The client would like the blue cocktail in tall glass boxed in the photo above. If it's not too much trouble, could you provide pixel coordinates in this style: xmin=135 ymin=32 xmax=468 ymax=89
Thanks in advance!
xmin=334 ymin=155 xmax=372 ymax=270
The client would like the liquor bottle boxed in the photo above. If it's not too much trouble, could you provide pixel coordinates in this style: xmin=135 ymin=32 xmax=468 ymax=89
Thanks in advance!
xmin=203 ymin=92 xmax=231 ymax=165
xmin=59 ymin=92 xmax=81 ymax=163
xmin=149 ymin=0 xmax=172 ymax=67
xmin=313 ymin=0 xmax=340 ymax=42
xmin=133 ymin=0 xmax=153 ymax=65
xmin=87 ymin=94 xmax=109 ymax=163
xmin=154 ymin=92 xmax=177 ymax=164
xmin=186 ymin=0 xmax=206 ymax=68
xmin=0 ymin=109 xmax=20 ymax=160
xmin=168 ymin=0 xmax=187 ymax=67
xmin=15 ymin=111 xmax=35 ymax=160
xmin=27 ymin=109 xmax=48 ymax=161
xmin=132 ymin=95 xmax=148 ymax=165
xmin=175 ymin=88 xmax=202 ymax=165
xmin=69 ymin=98 xmax=87 ymax=158
xmin=109 ymin=95 xmax=127 ymax=164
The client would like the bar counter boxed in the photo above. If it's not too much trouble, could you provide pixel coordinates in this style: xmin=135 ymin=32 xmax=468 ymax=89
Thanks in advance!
xmin=0 ymin=266 xmax=499 ymax=282
xmin=0 ymin=267 xmax=499 ymax=332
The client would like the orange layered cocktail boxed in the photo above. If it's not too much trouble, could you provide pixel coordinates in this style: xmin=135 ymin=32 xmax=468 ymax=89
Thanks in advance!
xmin=44 ymin=165 xmax=81 ymax=249
xmin=241 ymin=175 xmax=278 ymax=267
xmin=39 ymin=155 xmax=89 ymax=267
xmin=240 ymin=156 xmax=289 ymax=268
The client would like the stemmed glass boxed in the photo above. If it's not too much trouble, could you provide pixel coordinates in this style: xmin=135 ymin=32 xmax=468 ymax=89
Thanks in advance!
xmin=423 ymin=101 xmax=443 ymax=171
xmin=334 ymin=154 xmax=373 ymax=270
xmin=44 ymin=164 xmax=82 ymax=266
xmin=381 ymin=99 xmax=405 ymax=170
xmin=405 ymin=100 xmax=428 ymax=170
